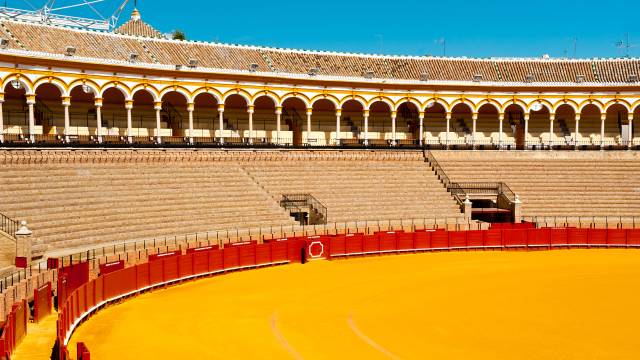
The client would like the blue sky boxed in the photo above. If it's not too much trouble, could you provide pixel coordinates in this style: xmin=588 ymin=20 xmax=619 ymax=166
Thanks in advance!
xmin=9 ymin=0 xmax=640 ymax=58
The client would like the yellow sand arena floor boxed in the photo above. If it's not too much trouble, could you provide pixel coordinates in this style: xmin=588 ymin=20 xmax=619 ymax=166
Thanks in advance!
xmin=68 ymin=250 xmax=640 ymax=359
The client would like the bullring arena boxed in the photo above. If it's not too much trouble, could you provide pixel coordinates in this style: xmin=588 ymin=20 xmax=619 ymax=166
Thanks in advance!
xmin=0 ymin=2 xmax=638 ymax=359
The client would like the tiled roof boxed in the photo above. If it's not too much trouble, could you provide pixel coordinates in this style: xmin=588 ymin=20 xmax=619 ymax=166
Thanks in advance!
xmin=114 ymin=9 xmax=164 ymax=39
xmin=0 ymin=18 xmax=639 ymax=85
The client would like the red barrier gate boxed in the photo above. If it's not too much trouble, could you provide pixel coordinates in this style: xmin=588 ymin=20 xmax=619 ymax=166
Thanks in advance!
xmin=33 ymin=282 xmax=53 ymax=323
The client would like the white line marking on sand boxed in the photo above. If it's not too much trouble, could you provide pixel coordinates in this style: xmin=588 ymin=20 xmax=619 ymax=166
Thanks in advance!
xmin=270 ymin=311 xmax=304 ymax=360
xmin=347 ymin=314 xmax=402 ymax=360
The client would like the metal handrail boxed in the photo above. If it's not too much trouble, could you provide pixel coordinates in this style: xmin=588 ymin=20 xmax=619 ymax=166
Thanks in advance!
xmin=0 ymin=212 xmax=18 ymax=241
xmin=280 ymin=194 xmax=328 ymax=224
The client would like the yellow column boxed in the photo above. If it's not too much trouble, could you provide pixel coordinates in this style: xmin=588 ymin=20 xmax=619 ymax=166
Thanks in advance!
xmin=94 ymin=97 xmax=103 ymax=144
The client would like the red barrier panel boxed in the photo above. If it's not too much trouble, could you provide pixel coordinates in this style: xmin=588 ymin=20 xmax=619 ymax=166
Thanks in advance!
xmin=135 ymin=263 xmax=149 ymax=289
xmin=362 ymin=234 xmax=380 ymax=254
xmin=178 ymin=254 xmax=194 ymax=278
xmin=149 ymin=260 xmax=164 ymax=286
xmin=209 ymin=249 xmax=224 ymax=272
xmin=239 ymin=244 xmax=257 ymax=267
xmin=270 ymin=241 xmax=288 ymax=263
xmin=12 ymin=300 xmax=27 ymax=349
xmin=396 ymin=232 xmax=414 ymax=251
xmin=223 ymin=246 xmax=240 ymax=269
xmin=466 ymin=231 xmax=484 ymax=248
xmin=378 ymin=232 xmax=398 ymax=252
xmin=94 ymin=275 xmax=104 ymax=305
xmin=287 ymin=238 xmax=305 ymax=263
xmin=148 ymin=251 xmax=181 ymax=262
xmin=192 ymin=249 xmax=211 ymax=274
xmin=77 ymin=342 xmax=91 ymax=360
xmin=413 ymin=230 xmax=431 ymax=250
xmin=344 ymin=234 xmax=364 ymax=255
xmin=306 ymin=236 xmax=329 ymax=260
xmin=588 ymin=228 xmax=607 ymax=246
xmin=527 ymin=228 xmax=549 ymax=247
xmin=627 ymin=229 xmax=640 ymax=246
xmin=330 ymin=235 xmax=346 ymax=256
xmin=47 ymin=258 xmax=59 ymax=270
xmin=103 ymin=266 xmax=136 ymax=300
xmin=58 ymin=262 xmax=90 ymax=304
xmin=448 ymin=231 xmax=467 ymax=248
xmin=85 ymin=280 xmax=95 ymax=313
xmin=483 ymin=229 xmax=502 ymax=247
xmin=187 ymin=245 xmax=219 ymax=254
xmin=77 ymin=285 xmax=86 ymax=318
xmin=550 ymin=228 xmax=568 ymax=246
xmin=431 ymin=231 xmax=449 ymax=249
xmin=99 ymin=260 xmax=125 ymax=276
xmin=33 ymin=282 xmax=52 ymax=323
xmin=607 ymin=229 xmax=627 ymax=246
xmin=503 ymin=229 xmax=526 ymax=247
xmin=163 ymin=256 xmax=179 ymax=282
xmin=567 ymin=228 xmax=589 ymax=246
xmin=255 ymin=243 xmax=272 ymax=265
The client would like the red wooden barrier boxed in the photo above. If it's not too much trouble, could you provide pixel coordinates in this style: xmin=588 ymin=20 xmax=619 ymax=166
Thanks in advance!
xmin=77 ymin=342 xmax=91 ymax=360
xmin=238 ymin=244 xmax=257 ymax=267
xmin=306 ymin=236 xmax=329 ymax=260
xmin=255 ymin=243 xmax=272 ymax=265
xmin=431 ymin=230 xmax=449 ymax=249
xmin=607 ymin=229 xmax=627 ymax=246
xmin=223 ymin=246 xmax=240 ymax=269
xmin=483 ymin=229 xmax=502 ymax=248
xmin=33 ymin=282 xmax=52 ymax=323
xmin=148 ymin=250 xmax=181 ymax=262
xmin=567 ymin=228 xmax=589 ymax=246
xmin=178 ymin=254 xmax=194 ymax=278
xmin=330 ymin=234 xmax=346 ymax=257
xmin=378 ymin=232 xmax=398 ymax=252
xmin=99 ymin=260 xmax=124 ymax=276
xmin=344 ymin=234 xmax=364 ymax=255
xmin=362 ymin=234 xmax=380 ymax=253
xmin=627 ymin=229 xmax=640 ymax=246
xmin=448 ymin=231 xmax=467 ymax=248
xmin=397 ymin=232 xmax=414 ymax=251
xmin=414 ymin=230 xmax=432 ymax=250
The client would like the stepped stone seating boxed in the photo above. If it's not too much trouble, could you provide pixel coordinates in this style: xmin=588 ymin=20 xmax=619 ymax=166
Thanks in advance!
xmin=242 ymin=151 xmax=463 ymax=223
xmin=0 ymin=150 xmax=296 ymax=254
xmin=0 ymin=150 xmax=464 ymax=257
xmin=432 ymin=150 xmax=640 ymax=218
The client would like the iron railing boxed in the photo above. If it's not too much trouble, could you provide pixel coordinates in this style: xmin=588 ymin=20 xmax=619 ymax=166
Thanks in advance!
xmin=0 ymin=212 xmax=18 ymax=241
xmin=280 ymin=194 xmax=328 ymax=224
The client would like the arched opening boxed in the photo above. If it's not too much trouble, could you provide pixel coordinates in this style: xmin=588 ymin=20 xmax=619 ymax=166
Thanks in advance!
xmin=223 ymin=94 xmax=249 ymax=143
xmin=34 ymin=83 xmax=64 ymax=141
xmin=503 ymin=104 xmax=525 ymax=150
xmin=605 ymin=104 xmax=629 ymax=147
xmin=369 ymin=101 xmax=392 ymax=146
xmin=192 ymin=92 xmax=219 ymax=141
xmin=282 ymin=97 xmax=306 ymax=146
xmin=396 ymin=102 xmax=420 ymax=145
xmin=476 ymin=103 xmax=499 ymax=148
xmin=3 ymin=80 xmax=29 ymax=141
xmin=341 ymin=100 xmax=364 ymax=146
xmin=101 ymin=87 xmax=126 ymax=142
xmin=131 ymin=89 xmax=156 ymax=142
xmin=311 ymin=99 xmax=336 ymax=146
xmin=579 ymin=104 xmax=601 ymax=148
xmin=69 ymin=84 xmax=97 ymax=141
xmin=252 ymin=95 xmax=277 ymax=144
xmin=423 ymin=102 xmax=447 ymax=147
xmin=161 ymin=91 xmax=188 ymax=143
xmin=554 ymin=104 xmax=576 ymax=148
xmin=528 ymin=104 xmax=550 ymax=150
xmin=450 ymin=103 xmax=473 ymax=148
